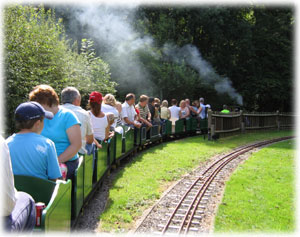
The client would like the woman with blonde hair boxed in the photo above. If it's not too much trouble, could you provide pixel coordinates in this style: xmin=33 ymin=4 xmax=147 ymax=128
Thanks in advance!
xmin=160 ymin=100 xmax=171 ymax=120
xmin=102 ymin=93 xmax=119 ymax=129
xmin=179 ymin=100 xmax=190 ymax=119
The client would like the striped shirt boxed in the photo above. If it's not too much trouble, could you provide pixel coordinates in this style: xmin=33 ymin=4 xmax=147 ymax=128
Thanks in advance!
xmin=136 ymin=103 xmax=149 ymax=120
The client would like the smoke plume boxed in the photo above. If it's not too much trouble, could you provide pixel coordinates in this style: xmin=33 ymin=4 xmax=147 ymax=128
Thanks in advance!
xmin=163 ymin=43 xmax=243 ymax=105
xmin=62 ymin=4 xmax=242 ymax=104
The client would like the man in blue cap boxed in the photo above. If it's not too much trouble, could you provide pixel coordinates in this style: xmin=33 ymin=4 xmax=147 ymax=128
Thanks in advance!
xmin=6 ymin=101 xmax=62 ymax=181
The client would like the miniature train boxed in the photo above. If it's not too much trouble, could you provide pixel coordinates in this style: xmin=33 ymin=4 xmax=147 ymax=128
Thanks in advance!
xmin=14 ymin=117 xmax=208 ymax=232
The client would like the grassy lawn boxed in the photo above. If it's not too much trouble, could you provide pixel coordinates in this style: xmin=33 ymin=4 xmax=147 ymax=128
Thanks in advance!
xmin=98 ymin=130 xmax=293 ymax=232
xmin=214 ymin=139 xmax=295 ymax=233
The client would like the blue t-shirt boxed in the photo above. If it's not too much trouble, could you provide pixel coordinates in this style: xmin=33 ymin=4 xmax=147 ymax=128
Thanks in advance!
xmin=6 ymin=133 xmax=62 ymax=180
xmin=41 ymin=107 xmax=81 ymax=162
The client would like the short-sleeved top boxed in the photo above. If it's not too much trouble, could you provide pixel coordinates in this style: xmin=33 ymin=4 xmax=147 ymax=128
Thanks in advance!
xmin=1 ymin=136 xmax=17 ymax=216
xmin=6 ymin=133 xmax=62 ymax=180
xmin=180 ymin=107 xmax=189 ymax=118
xmin=101 ymin=103 xmax=119 ymax=128
xmin=61 ymin=103 xmax=93 ymax=154
xmin=89 ymin=111 xmax=108 ymax=141
xmin=121 ymin=101 xmax=137 ymax=124
xmin=160 ymin=107 xmax=170 ymax=120
xmin=199 ymin=103 xmax=206 ymax=119
xmin=41 ymin=107 xmax=81 ymax=161
xmin=169 ymin=105 xmax=181 ymax=120
xmin=136 ymin=103 xmax=149 ymax=120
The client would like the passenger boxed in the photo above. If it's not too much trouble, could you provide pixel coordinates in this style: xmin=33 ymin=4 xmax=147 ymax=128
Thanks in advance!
xmin=121 ymin=93 xmax=142 ymax=129
xmin=148 ymin=97 xmax=156 ymax=123
xmin=6 ymin=101 xmax=61 ymax=181
xmin=160 ymin=100 xmax=171 ymax=120
xmin=179 ymin=100 xmax=190 ymax=119
xmin=169 ymin=99 xmax=180 ymax=124
xmin=29 ymin=85 xmax=81 ymax=181
xmin=185 ymin=98 xmax=198 ymax=117
xmin=136 ymin=95 xmax=152 ymax=128
xmin=88 ymin=91 xmax=115 ymax=149
xmin=197 ymin=97 xmax=206 ymax=120
xmin=2 ymin=136 xmax=36 ymax=232
xmin=61 ymin=87 xmax=94 ymax=155
xmin=153 ymin=103 xmax=162 ymax=125
xmin=102 ymin=94 xmax=119 ymax=129
xmin=221 ymin=105 xmax=230 ymax=114
xmin=114 ymin=101 xmax=124 ymax=135
xmin=191 ymin=100 xmax=199 ymax=117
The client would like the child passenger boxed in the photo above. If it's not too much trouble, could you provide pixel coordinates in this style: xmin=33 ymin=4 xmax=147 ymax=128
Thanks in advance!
xmin=6 ymin=102 xmax=62 ymax=181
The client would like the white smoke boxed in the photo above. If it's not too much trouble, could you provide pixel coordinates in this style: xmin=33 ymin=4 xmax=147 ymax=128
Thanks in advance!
xmin=163 ymin=43 xmax=243 ymax=105
xmin=70 ymin=4 xmax=156 ymax=95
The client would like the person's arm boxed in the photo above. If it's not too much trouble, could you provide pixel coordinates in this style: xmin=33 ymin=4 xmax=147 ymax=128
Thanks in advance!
xmin=124 ymin=117 xmax=134 ymax=126
xmin=86 ymin=134 xmax=94 ymax=145
xmin=189 ymin=106 xmax=197 ymax=114
xmin=197 ymin=106 xmax=203 ymax=115
xmin=179 ymin=110 xmax=182 ymax=119
xmin=58 ymin=124 xmax=82 ymax=163
xmin=185 ymin=108 xmax=190 ymax=118
xmin=147 ymin=111 xmax=151 ymax=121
xmin=94 ymin=139 xmax=102 ymax=149
xmin=167 ymin=108 xmax=171 ymax=120
xmin=140 ymin=117 xmax=153 ymax=127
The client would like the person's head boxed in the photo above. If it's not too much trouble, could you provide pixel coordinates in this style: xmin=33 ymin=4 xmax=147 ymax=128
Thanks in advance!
xmin=148 ymin=97 xmax=155 ymax=106
xmin=88 ymin=91 xmax=103 ymax=116
xmin=103 ymin=94 xmax=116 ymax=107
xmin=154 ymin=98 xmax=160 ymax=106
xmin=125 ymin=93 xmax=135 ymax=106
xmin=161 ymin=100 xmax=168 ymax=108
xmin=179 ymin=100 xmax=186 ymax=108
xmin=139 ymin=95 xmax=149 ymax=107
xmin=185 ymin=98 xmax=190 ymax=105
xmin=15 ymin=101 xmax=53 ymax=134
xmin=171 ymin=99 xmax=177 ymax=106
xmin=154 ymin=103 xmax=160 ymax=109
xmin=199 ymin=97 xmax=204 ymax=104
xmin=61 ymin=87 xmax=81 ymax=106
xmin=29 ymin=85 xmax=59 ymax=109
xmin=115 ymin=102 xmax=122 ymax=113
xmin=192 ymin=100 xmax=199 ymax=107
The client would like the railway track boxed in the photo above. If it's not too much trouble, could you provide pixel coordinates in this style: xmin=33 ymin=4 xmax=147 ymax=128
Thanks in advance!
xmin=147 ymin=136 xmax=294 ymax=235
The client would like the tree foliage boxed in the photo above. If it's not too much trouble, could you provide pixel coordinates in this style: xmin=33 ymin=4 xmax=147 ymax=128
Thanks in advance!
xmin=4 ymin=5 xmax=116 ymax=134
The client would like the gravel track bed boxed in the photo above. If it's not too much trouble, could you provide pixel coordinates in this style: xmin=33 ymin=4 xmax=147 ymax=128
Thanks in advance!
xmin=134 ymin=145 xmax=263 ymax=235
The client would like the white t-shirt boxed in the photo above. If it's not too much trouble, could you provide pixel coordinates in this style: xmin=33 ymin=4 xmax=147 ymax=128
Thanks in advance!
xmin=101 ymin=103 xmax=119 ymax=128
xmin=169 ymin=105 xmax=181 ymax=120
xmin=89 ymin=111 xmax=108 ymax=141
xmin=1 ymin=136 xmax=17 ymax=216
xmin=61 ymin=103 xmax=94 ymax=154
xmin=121 ymin=101 xmax=137 ymax=124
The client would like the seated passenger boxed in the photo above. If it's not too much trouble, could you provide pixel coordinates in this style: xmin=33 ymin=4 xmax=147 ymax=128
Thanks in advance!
xmin=29 ymin=85 xmax=81 ymax=181
xmin=197 ymin=97 xmax=207 ymax=120
xmin=114 ymin=101 xmax=124 ymax=135
xmin=61 ymin=87 xmax=94 ymax=155
xmin=185 ymin=98 xmax=198 ymax=117
xmin=221 ymin=104 xmax=230 ymax=114
xmin=2 ymin=136 xmax=36 ymax=232
xmin=179 ymin=100 xmax=190 ymax=119
xmin=160 ymin=100 xmax=171 ymax=120
xmin=148 ymin=97 xmax=156 ymax=124
xmin=135 ymin=95 xmax=152 ymax=128
xmin=191 ymin=100 xmax=199 ymax=117
xmin=88 ymin=91 xmax=115 ymax=149
xmin=6 ymin=101 xmax=61 ymax=181
xmin=121 ymin=93 xmax=141 ymax=129
xmin=153 ymin=103 xmax=162 ymax=124
xmin=169 ymin=99 xmax=180 ymax=125
xmin=102 ymin=94 xmax=119 ymax=129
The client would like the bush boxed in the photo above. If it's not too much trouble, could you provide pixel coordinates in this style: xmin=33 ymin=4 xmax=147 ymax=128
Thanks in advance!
xmin=4 ymin=5 xmax=116 ymax=135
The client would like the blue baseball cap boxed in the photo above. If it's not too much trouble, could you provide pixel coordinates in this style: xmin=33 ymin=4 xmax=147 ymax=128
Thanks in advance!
xmin=15 ymin=101 xmax=54 ymax=121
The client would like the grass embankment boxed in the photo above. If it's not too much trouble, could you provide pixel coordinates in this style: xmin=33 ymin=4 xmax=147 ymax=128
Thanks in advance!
xmin=214 ymin=139 xmax=295 ymax=233
xmin=98 ymin=130 xmax=293 ymax=232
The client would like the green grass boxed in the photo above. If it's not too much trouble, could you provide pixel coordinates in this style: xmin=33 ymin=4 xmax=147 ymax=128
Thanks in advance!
xmin=214 ymin=139 xmax=295 ymax=233
xmin=98 ymin=130 xmax=293 ymax=232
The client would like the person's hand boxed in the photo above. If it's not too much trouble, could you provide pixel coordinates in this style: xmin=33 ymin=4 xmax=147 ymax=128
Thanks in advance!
xmin=96 ymin=143 xmax=102 ymax=149
xmin=147 ymin=122 xmax=153 ymax=128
